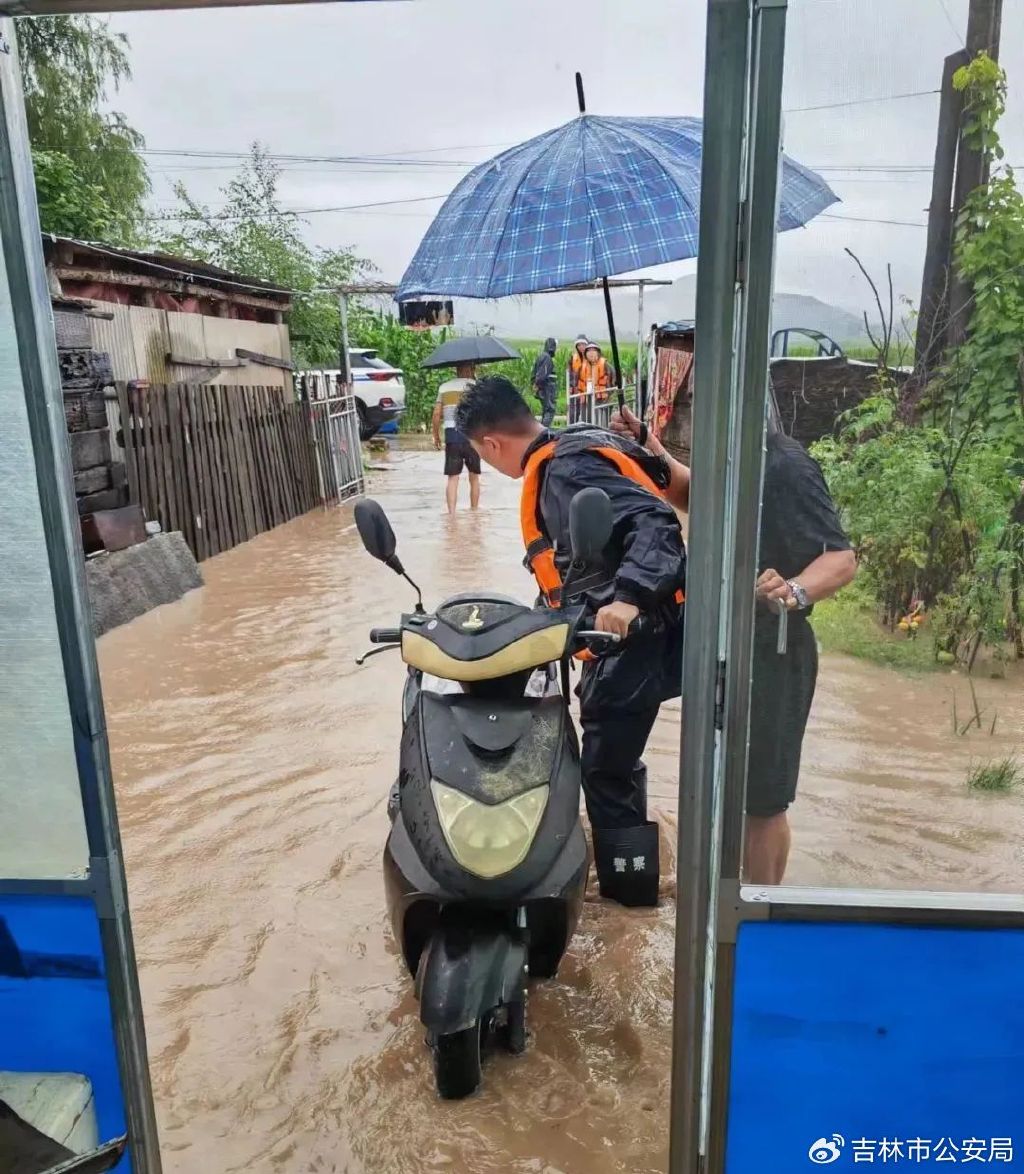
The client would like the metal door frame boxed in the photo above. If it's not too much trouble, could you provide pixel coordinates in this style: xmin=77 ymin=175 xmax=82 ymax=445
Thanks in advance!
xmin=671 ymin=3 xmax=1024 ymax=1172
xmin=0 ymin=5 xmax=380 ymax=1173
xmin=0 ymin=20 xmax=163 ymax=1170
xmin=669 ymin=0 xmax=795 ymax=1168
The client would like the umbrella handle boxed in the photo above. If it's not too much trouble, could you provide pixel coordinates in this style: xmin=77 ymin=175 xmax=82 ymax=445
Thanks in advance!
xmin=601 ymin=275 xmax=626 ymax=419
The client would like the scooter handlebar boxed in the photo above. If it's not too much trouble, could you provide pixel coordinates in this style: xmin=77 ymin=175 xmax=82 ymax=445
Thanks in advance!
xmin=576 ymin=629 xmax=622 ymax=650
xmin=627 ymin=613 xmax=657 ymax=638
xmin=576 ymin=614 xmax=658 ymax=652
xmin=369 ymin=627 xmax=402 ymax=644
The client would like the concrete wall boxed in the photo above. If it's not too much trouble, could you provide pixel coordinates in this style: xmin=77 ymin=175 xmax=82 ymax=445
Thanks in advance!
xmin=86 ymin=532 xmax=203 ymax=638
xmin=769 ymin=356 xmax=909 ymax=448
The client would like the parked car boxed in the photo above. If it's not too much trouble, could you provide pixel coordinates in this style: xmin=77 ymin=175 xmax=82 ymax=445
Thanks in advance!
xmin=770 ymin=327 xmax=844 ymax=359
xmin=298 ymin=351 xmax=406 ymax=441
xmin=350 ymin=349 xmax=405 ymax=439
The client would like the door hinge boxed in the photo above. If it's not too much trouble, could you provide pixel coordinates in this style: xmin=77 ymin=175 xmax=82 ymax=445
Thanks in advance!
xmin=713 ymin=656 xmax=727 ymax=730
xmin=89 ymin=851 xmax=127 ymax=920
xmin=736 ymin=200 xmax=748 ymax=285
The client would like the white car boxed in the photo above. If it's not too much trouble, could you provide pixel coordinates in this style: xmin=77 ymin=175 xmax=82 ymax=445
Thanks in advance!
xmin=350 ymin=348 xmax=405 ymax=439
xmin=296 ymin=350 xmax=405 ymax=439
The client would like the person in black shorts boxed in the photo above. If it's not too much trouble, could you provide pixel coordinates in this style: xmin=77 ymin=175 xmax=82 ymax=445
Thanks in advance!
xmin=611 ymin=406 xmax=856 ymax=885
xmin=432 ymin=362 xmax=482 ymax=513
xmin=444 ymin=430 xmax=482 ymax=479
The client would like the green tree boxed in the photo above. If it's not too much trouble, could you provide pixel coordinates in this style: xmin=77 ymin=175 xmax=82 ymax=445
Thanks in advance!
xmin=31 ymin=150 xmax=113 ymax=241
xmin=17 ymin=15 xmax=149 ymax=242
xmin=812 ymin=55 xmax=1024 ymax=667
xmin=949 ymin=52 xmax=1024 ymax=660
xmin=159 ymin=144 xmax=370 ymax=368
xmin=951 ymin=53 xmax=1024 ymax=452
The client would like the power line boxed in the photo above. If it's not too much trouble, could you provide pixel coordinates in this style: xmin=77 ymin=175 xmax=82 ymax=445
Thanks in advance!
xmin=146 ymin=192 xmax=449 ymax=221
xmin=938 ymin=0 xmax=965 ymax=45
xmin=814 ymin=164 xmax=935 ymax=172
xmin=815 ymin=162 xmax=1022 ymax=173
xmin=822 ymin=212 xmax=928 ymax=228
xmin=148 ymin=161 xmax=471 ymax=175
xmin=140 ymin=151 xmax=475 ymax=168
xmin=41 ymin=144 xmax=503 ymax=168
xmin=823 ymin=175 xmax=933 ymax=184
xmin=784 ymin=89 xmax=940 ymax=114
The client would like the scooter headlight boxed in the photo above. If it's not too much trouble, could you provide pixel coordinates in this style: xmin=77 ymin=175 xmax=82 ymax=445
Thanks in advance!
xmin=430 ymin=781 xmax=549 ymax=879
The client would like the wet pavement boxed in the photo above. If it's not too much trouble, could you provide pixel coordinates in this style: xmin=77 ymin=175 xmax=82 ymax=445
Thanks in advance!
xmin=97 ymin=446 xmax=1024 ymax=1173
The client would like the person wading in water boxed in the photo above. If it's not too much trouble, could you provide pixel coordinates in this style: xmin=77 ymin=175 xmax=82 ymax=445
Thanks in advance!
xmin=432 ymin=361 xmax=482 ymax=514
xmin=456 ymin=376 xmax=686 ymax=907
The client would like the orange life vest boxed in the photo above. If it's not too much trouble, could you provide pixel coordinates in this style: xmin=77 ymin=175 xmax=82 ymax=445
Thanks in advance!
xmin=520 ymin=430 xmax=685 ymax=612
xmin=579 ymin=356 xmax=611 ymax=399
xmin=569 ymin=351 xmax=587 ymax=393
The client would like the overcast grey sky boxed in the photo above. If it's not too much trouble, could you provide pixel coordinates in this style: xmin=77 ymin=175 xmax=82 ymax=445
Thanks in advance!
xmin=109 ymin=0 xmax=1023 ymax=326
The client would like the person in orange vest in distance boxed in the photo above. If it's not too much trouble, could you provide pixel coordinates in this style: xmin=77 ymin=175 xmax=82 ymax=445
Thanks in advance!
xmin=568 ymin=335 xmax=589 ymax=424
xmin=455 ymin=376 xmax=686 ymax=908
xmin=580 ymin=342 xmax=613 ymax=402
xmin=569 ymin=335 xmax=589 ymax=393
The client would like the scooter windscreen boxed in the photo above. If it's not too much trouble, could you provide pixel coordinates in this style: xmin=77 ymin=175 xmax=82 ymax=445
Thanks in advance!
xmin=400 ymin=595 xmax=570 ymax=682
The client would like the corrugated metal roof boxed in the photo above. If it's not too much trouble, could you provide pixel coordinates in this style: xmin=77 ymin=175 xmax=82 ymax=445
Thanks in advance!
xmin=43 ymin=235 xmax=293 ymax=301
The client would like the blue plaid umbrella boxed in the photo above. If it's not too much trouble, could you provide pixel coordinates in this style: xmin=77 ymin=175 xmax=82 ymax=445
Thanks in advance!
xmin=397 ymin=115 xmax=837 ymax=302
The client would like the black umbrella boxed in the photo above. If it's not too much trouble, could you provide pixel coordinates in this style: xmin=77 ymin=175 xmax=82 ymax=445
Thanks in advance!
xmin=421 ymin=336 xmax=521 ymax=370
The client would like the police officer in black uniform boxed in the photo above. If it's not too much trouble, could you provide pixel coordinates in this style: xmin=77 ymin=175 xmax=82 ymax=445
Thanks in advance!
xmin=456 ymin=376 xmax=686 ymax=908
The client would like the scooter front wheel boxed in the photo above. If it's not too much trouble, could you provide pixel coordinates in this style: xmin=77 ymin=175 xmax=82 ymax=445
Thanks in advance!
xmin=432 ymin=1022 xmax=482 ymax=1100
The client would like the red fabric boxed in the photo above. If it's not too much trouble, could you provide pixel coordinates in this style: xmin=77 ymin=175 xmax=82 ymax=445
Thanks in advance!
xmin=59 ymin=281 xmax=265 ymax=320
xmin=64 ymin=281 xmax=133 ymax=305
xmin=651 ymin=347 xmax=694 ymax=439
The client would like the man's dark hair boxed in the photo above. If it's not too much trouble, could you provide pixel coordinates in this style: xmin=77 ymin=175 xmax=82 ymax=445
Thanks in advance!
xmin=455 ymin=375 xmax=536 ymax=439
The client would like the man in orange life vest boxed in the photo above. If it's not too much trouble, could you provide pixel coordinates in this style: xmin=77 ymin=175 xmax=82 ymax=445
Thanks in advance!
xmin=455 ymin=376 xmax=685 ymax=908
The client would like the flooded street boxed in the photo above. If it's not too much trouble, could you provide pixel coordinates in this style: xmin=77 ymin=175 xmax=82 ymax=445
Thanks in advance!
xmin=97 ymin=447 xmax=1024 ymax=1174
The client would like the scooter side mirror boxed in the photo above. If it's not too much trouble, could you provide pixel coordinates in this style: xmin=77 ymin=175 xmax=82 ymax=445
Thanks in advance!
xmin=568 ymin=487 xmax=613 ymax=564
xmin=355 ymin=498 xmax=404 ymax=574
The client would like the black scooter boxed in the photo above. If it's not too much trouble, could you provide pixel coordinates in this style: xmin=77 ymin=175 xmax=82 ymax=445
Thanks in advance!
xmin=354 ymin=489 xmax=619 ymax=1099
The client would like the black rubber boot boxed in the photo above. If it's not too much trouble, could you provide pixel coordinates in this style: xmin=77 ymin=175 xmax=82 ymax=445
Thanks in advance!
xmin=592 ymin=822 xmax=660 ymax=908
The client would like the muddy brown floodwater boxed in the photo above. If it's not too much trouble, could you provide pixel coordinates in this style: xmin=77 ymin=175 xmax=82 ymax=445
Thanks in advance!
xmin=97 ymin=446 xmax=1024 ymax=1174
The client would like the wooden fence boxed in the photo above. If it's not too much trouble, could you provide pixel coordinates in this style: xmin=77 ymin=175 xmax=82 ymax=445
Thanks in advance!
xmin=116 ymin=383 xmax=324 ymax=561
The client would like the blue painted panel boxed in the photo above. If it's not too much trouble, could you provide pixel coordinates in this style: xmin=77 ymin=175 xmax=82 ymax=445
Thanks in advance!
xmin=727 ymin=921 xmax=1024 ymax=1171
xmin=0 ymin=895 xmax=130 ymax=1170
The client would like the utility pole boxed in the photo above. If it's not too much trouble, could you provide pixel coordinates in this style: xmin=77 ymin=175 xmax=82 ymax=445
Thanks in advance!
xmin=914 ymin=49 xmax=968 ymax=377
xmin=917 ymin=0 xmax=1003 ymax=377
xmin=947 ymin=0 xmax=1003 ymax=349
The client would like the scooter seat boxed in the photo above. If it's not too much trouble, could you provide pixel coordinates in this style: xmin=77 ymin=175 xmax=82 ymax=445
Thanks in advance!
xmin=401 ymin=601 xmax=569 ymax=682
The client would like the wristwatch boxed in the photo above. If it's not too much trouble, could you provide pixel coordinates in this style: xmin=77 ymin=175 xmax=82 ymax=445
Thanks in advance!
xmin=786 ymin=580 xmax=810 ymax=611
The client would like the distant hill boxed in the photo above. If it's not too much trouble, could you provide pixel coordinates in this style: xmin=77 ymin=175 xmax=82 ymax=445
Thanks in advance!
xmin=452 ymin=273 xmax=867 ymax=346
xmin=453 ymin=286 xmax=645 ymax=344
xmin=645 ymin=275 xmax=867 ymax=344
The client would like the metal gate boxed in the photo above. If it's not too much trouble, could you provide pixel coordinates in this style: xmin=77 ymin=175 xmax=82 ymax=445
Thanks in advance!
xmin=566 ymin=377 xmax=639 ymax=429
xmin=297 ymin=371 xmax=365 ymax=504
